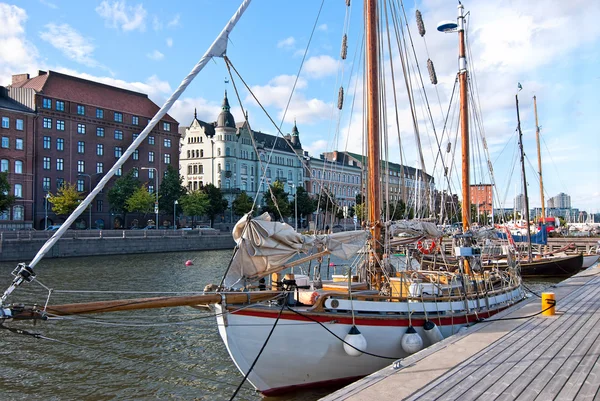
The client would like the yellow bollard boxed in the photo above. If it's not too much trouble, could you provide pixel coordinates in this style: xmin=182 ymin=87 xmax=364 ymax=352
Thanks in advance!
xmin=541 ymin=292 xmax=556 ymax=316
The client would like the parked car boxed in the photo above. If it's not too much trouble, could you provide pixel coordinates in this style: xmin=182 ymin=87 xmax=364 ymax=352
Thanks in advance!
xmin=332 ymin=225 xmax=344 ymax=233
xmin=45 ymin=225 xmax=62 ymax=231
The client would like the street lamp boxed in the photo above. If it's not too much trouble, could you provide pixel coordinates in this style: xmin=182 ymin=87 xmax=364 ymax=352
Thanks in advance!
xmin=44 ymin=193 xmax=50 ymax=230
xmin=173 ymin=200 xmax=178 ymax=231
xmin=290 ymin=183 xmax=298 ymax=231
xmin=141 ymin=167 xmax=158 ymax=228
xmin=78 ymin=173 xmax=92 ymax=229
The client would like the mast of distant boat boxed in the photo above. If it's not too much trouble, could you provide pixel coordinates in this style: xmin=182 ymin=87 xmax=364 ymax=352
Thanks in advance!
xmin=515 ymin=92 xmax=533 ymax=262
xmin=534 ymin=96 xmax=546 ymax=228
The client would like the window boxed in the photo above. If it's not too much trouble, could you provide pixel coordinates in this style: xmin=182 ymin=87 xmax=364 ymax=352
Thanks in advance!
xmin=16 ymin=119 xmax=23 ymax=131
xmin=97 ymin=144 xmax=104 ymax=156
xmin=148 ymin=169 xmax=155 ymax=179
xmin=200 ymin=149 xmax=204 ymax=157
xmin=148 ymin=184 xmax=154 ymax=193
xmin=57 ymin=138 xmax=64 ymax=151
xmin=56 ymin=100 xmax=65 ymax=111
xmin=163 ymin=122 xmax=171 ymax=131
xmin=114 ymin=130 xmax=123 ymax=140
xmin=226 ymin=147 xmax=230 ymax=156
xmin=148 ymin=151 xmax=154 ymax=163
xmin=14 ymin=160 xmax=23 ymax=174
xmin=114 ymin=147 xmax=122 ymax=158
xmin=43 ymin=118 xmax=52 ymax=129
xmin=77 ymin=179 xmax=85 ymax=192
xmin=96 ymin=162 xmax=104 ymax=174
xmin=1 ymin=137 xmax=9 ymax=148
xmin=42 ymin=98 xmax=51 ymax=109
xmin=96 ymin=199 xmax=103 ymax=212
xmin=43 ymin=157 xmax=51 ymax=170
xmin=43 ymin=136 xmax=51 ymax=149
xmin=56 ymin=120 xmax=65 ymax=131
xmin=13 ymin=205 xmax=23 ymax=220
xmin=77 ymin=160 xmax=85 ymax=173
xmin=96 ymin=127 xmax=105 ymax=137
xmin=96 ymin=108 xmax=104 ymax=119
xmin=77 ymin=141 xmax=85 ymax=154
xmin=43 ymin=177 xmax=51 ymax=191
xmin=217 ymin=148 xmax=221 ymax=156
xmin=56 ymin=177 xmax=64 ymax=189
xmin=164 ymin=138 xmax=171 ymax=147
xmin=132 ymin=116 xmax=139 ymax=125
xmin=148 ymin=136 xmax=155 ymax=145
xmin=56 ymin=158 xmax=64 ymax=171
xmin=164 ymin=154 xmax=171 ymax=164
xmin=77 ymin=123 xmax=86 ymax=134
xmin=114 ymin=112 xmax=123 ymax=122
xmin=77 ymin=105 xmax=85 ymax=115
xmin=0 ymin=159 xmax=7 ymax=172
xmin=132 ymin=167 xmax=138 ymax=178
xmin=1 ymin=118 xmax=8 ymax=129
xmin=133 ymin=149 xmax=139 ymax=160
xmin=132 ymin=133 xmax=139 ymax=140
xmin=288 ymin=171 xmax=293 ymax=182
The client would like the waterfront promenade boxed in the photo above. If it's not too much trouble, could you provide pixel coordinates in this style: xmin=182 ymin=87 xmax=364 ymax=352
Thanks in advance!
xmin=323 ymin=264 xmax=600 ymax=400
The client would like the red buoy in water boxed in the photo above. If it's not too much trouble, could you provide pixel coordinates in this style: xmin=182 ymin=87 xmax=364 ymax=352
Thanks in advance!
xmin=185 ymin=260 xmax=194 ymax=266
xmin=329 ymin=262 xmax=335 ymax=267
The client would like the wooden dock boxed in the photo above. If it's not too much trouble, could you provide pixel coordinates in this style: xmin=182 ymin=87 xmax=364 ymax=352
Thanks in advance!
xmin=322 ymin=265 xmax=600 ymax=400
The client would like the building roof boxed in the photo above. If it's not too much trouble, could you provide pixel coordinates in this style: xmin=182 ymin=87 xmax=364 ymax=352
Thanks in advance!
xmin=216 ymin=91 xmax=236 ymax=128
xmin=339 ymin=151 xmax=433 ymax=181
xmin=0 ymin=87 xmax=35 ymax=114
xmin=9 ymin=70 xmax=178 ymax=123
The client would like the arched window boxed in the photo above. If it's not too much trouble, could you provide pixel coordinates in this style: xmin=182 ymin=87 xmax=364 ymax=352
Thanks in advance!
xmin=188 ymin=165 xmax=192 ymax=175
xmin=14 ymin=184 xmax=22 ymax=198
xmin=187 ymin=150 xmax=190 ymax=158
xmin=199 ymin=164 xmax=204 ymax=174
xmin=226 ymin=147 xmax=231 ymax=156
xmin=0 ymin=159 xmax=8 ymax=172
xmin=193 ymin=165 xmax=198 ymax=174
xmin=200 ymin=149 xmax=204 ymax=157
xmin=217 ymin=148 xmax=221 ymax=156
xmin=14 ymin=160 xmax=23 ymax=174
xmin=13 ymin=205 xmax=23 ymax=220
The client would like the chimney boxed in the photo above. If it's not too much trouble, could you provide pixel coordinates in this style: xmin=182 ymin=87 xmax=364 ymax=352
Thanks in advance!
xmin=12 ymin=74 xmax=30 ymax=85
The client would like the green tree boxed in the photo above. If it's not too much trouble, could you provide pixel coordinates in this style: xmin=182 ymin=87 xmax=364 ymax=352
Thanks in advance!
xmin=262 ymin=180 xmax=291 ymax=218
xmin=232 ymin=191 xmax=254 ymax=216
xmin=48 ymin=182 xmax=82 ymax=217
xmin=125 ymin=184 xmax=154 ymax=215
xmin=203 ymin=184 xmax=228 ymax=227
xmin=354 ymin=203 xmax=366 ymax=222
xmin=180 ymin=190 xmax=209 ymax=227
xmin=158 ymin=165 xmax=187 ymax=216
xmin=0 ymin=172 xmax=15 ymax=212
xmin=107 ymin=170 xmax=139 ymax=225
xmin=295 ymin=186 xmax=316 ymax=225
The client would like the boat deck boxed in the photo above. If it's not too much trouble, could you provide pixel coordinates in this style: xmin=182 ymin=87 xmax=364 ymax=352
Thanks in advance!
xmin=322 ymin=265 xmax=600 ymax=400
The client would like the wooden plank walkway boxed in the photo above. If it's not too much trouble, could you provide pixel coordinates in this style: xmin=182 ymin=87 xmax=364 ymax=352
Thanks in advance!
xmin=322 ymin=265 xmax=600 ymax=401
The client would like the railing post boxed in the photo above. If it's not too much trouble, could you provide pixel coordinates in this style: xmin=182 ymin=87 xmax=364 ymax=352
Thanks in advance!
xmin=122 ymin=230 xmax=126 ymax=238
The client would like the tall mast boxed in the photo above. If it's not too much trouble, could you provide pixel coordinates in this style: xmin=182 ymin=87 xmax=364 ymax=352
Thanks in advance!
xmin=365 ymin=0 xmax=382 ymax=286
xmin=516 ymin=94 xmax=532 ymax=262
xmin=534 ymin=96 xmax=545 ymax=224
xmin=458 ymin=2 xmax=470 ymax=231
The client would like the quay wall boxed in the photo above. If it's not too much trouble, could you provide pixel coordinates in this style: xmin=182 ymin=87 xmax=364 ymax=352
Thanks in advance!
xmin=0 ymin=230 xmax=235 ymax=262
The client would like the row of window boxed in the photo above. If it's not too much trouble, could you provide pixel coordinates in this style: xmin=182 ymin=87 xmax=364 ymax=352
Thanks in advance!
xmin=41 ymin=98 xmax=172 ymax=131
xmin=1 ymin=137 xmax=24 ymax=150
xmin=0 ymin=206 xmax=24 ymax=221
xmin=41 ymin=152 xmax=170 ymax=172
xmin=1 ymin=159 xmax=24 ymax=174
xmin=312 ymin=169 xmax=360 ymax=184
xmin=42 ymin=176 xmax=155 ymax=194
xmin=1 ymin=117 xmax=25 ymax=130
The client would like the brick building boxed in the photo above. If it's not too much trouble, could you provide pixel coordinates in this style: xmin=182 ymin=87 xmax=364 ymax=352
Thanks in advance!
xmin=8 ymin=71 xmax=179 ymax=229
xmin=469 ymin=183 xmax=493 ymax=217
xmin=0 ymin=87 xmax=36 ymax=229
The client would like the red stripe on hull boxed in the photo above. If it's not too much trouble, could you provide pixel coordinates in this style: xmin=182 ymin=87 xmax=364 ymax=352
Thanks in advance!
xmin=261 ymin=374 xmax=366 ymax=397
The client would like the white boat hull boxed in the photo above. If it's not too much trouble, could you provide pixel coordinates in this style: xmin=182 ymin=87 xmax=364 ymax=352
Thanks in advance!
xmin=582 ymin=254 xmax=600 ymax=269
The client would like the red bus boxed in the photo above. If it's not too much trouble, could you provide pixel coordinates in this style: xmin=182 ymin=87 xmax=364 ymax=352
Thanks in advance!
xmin=537 ymin=217 xmax=558 ymax=233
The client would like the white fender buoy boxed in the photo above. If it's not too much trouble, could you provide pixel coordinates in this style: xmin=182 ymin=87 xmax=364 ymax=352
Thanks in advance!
xmin=343 ymin=325 xmax=367 ymax=357
xmin=185 ymin=260 xmax=193 ymax=266
xmin=401 ymin=325 xmax=423 ymax=354
xmin=423 ymin=320 xmax=444 ymax=344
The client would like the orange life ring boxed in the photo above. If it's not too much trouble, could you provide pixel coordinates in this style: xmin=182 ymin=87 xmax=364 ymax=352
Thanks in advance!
xmin=417 ymin=239 xmax=436 ymax=255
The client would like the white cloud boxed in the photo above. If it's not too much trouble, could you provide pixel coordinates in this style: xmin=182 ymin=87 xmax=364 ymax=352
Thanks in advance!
xmin=0 ymin=4 xmax=40 ymax=85
xmin=166 ymin=37 xmax=173 ymax=47
xmin=39 ymin=23 xmax=98 ymax=67
xmin=167 ymin=14 xmax=180 ymax=28
xmin=39 ymin=0 xmax=58 ymax=9
xmin=303 ymin=139 xmax=329 ymax=156
xmin=152 ymin=16 xmax=162 ymax=31
xmin=317 ymin=24 xmax=328 ymax=32
xmin=169 ymin=97 xmax=221 ymax=126
xmin=146 ymin=49 xmax=164 ymax=61
xmin=95 ymin=1 xmax=147 ymax=32
xmin=303 ymin=55 xmax=339 ymax=79
xmin=277 ymin=36 xmax=295 ymax=49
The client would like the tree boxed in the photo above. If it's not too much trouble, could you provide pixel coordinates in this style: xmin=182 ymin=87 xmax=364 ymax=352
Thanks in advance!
xmin=203 ymin=184 xmax=228 ymax=227
xmin=107 ymin=170 xmax=139 ymax=225
xmin=180 ymin=190 xmax=209 ymax=227
xmin=354 ymin=203 xmax=366 ymax=222
xmin=158 ymin=165 xmax=187 ymax=216
xmin=232 ymin=191 xmax=254 ymax=216
xmin=295 ymin=186 xmax=316 ymax=225
xmin=262 ymin=180 xmax=291 ymax=218
xmin=0 ymin=172 xmax=15 ymax=213
xmin=125 ymin=184 xmax=154 ymax=216
xmin=48 ymin=182 xmax=82 ymax=217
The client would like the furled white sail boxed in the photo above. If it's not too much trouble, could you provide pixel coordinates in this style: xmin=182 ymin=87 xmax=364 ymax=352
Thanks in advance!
xmin=223 ymin=213 xmax=368 ymax=288
xmin=388 ymin=220 xmax=442 ymax=239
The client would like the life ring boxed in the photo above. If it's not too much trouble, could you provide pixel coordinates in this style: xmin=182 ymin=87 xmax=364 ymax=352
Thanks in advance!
xmin=417 ymin=239 xmax=436 ymax=255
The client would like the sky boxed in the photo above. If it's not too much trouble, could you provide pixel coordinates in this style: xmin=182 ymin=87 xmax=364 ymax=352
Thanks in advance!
xmin=1 ymin=0 xmax=598 ymax=212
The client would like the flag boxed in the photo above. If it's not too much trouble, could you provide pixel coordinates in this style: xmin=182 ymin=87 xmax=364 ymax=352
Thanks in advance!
xmin=517 ymin=82 xmax=522 ymax=91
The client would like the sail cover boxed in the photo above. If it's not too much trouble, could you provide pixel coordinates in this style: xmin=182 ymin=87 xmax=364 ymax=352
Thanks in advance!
xmin=223 ymin=213 xmax=368 ymax=289
xmin=388 ymin=220 xmax=442 ymax=239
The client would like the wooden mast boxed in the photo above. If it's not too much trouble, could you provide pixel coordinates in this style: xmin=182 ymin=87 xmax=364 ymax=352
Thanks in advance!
xmin=365 ymin=0 xmax=382 ymax=286
xmin=534 ymin=96 xmax=546 ymax=225
xmin=458 ymin=2 xmax=470 ymax=232
xmin=516 ymin=93 xmax=533 ymax=262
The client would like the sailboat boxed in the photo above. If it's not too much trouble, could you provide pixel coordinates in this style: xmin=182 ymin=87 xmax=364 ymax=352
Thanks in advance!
xmin=0 ymin=0 xmax=525 ymax=396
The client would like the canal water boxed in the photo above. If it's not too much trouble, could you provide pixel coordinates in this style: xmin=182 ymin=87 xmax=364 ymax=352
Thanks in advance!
xmin=0 ymin=250 xmax=575 ymax=401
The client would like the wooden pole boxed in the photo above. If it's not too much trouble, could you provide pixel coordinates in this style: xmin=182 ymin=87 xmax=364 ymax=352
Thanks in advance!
xmin=365 ymin=0 xmax=382 ymax=287
xmin=516 ymin=94 xmax=533 ymax=262
xmin=458 ymin=3 xmax=470 ymax=232
xmin=534 ymin=96 xmax=545 ymax=225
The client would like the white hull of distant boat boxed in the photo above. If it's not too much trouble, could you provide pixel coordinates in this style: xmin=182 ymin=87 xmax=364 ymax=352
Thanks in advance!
xmin=582 ymin=254 xmax=600 ymax=269
xmin=215 ymin=286 xmax=523 ymax=395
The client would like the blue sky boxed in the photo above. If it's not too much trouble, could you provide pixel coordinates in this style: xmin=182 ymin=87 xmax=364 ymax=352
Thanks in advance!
xmin=1 ymin=0 xmax=599 ymax=213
